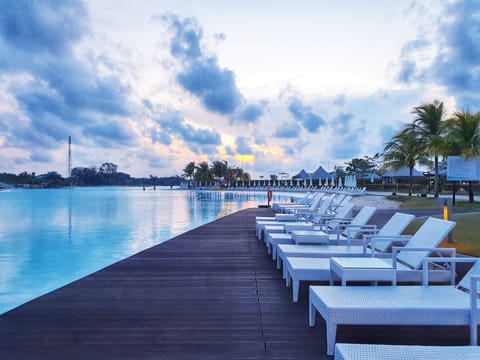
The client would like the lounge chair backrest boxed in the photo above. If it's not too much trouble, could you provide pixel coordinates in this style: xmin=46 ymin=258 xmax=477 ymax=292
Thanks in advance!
xmin=315 ymin=196 xmax=334 ymax=215
xmin=377 ymin=213 xmax=416 ymax=237
xmin=307 ymin=193 xmax=324 ymax=211
xmin=397 ymin=217 xmax=456 ymax=270
xmin=457 ymin=260 xmax=480 ymax=293
xmin=340 ymin=195 xmax=353 ymax=205
xmin=331 ymin=193 xmax=346 ymax=205
xmin=326 ymin=203 xmax=355 ymax=231
xmin=341 ymin=206 xmax=376 ymax=238
xmin=368 ymin=213 xmax=416 ymax=252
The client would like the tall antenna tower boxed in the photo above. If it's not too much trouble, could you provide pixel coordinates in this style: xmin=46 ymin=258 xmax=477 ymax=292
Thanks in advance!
xmin=68 ymin=136 xmax=72 ymax=178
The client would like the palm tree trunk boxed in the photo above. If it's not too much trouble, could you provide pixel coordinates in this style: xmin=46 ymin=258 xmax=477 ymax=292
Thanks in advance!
xmin=408 ymin=167 xmax=413 ymax=196
xmin=452 ymin=181 xmax=456 ymax=206
xmin=434 ymin=156 xmax=439 ymax=198
xmin=469 ymin=181 xmax=474 ymax=203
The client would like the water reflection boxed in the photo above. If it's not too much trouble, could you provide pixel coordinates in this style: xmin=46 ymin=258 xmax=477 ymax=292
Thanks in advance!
xmin=0 ymin=187 xmax=288 ymax=314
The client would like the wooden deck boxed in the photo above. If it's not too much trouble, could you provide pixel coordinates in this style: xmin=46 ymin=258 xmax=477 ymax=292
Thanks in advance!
xmin=0 ymin=207 xmax=473 ymax=359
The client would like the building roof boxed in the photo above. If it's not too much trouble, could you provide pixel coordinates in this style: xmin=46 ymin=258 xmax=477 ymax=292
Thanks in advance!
xmin=382 ymin=167 xmax=424 ymax=178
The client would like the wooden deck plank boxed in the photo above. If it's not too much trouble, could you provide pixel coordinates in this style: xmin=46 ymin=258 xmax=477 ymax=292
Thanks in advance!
xmin=0 ymin=206 xmax=472 ymax=359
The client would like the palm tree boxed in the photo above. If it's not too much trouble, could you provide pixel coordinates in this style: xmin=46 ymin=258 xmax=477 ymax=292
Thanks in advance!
xmin=384 ymin=131 xmax=429 ymax=196
xmin=445 ymin=110 xmax=480 ymax=202
xmin=182 ymin=161 xmax=195 ymax=187
xmin=211 ymin=160 xmax=228 ymax=181
xmin=194 ymin=161 xmax=214 ymax=184
xmin=404 ymin=100 xmax=447 ymax=198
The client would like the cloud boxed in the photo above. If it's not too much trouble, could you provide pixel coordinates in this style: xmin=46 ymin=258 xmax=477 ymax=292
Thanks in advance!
xmin=396 ymin=60 xmax=417 ymax=83
xmin=331 ymin=132 xmax=363 ymax=159
xmin=176 ymin=58 xmax=242 ymax=114
xmin=230 ymin=102 xmax=267 ymax=124
xmin=153 ymin=110 xmax=222 ymax=154
xmin=0 ymin=0 xmax=133 ymax=154
xmin=235 ymin=136 xmax=253 ymax=154
xmin=0 ymin=0 xmax=88 ymax=58
xmin=333 ymin=94 xmax=346 ymax=106
xmin=396 ymin=0 xmax=480 ymax=108
xmin=161 ymin=14 xmax=246 ymax=117
xmin=29 ymin=152 xmax=53 ymax=163
xmin=254 ymin=133 xmax=267 ymax=146
xmin=431 ymin=1 xmax=480 ymax=106
xmin=225 ymin=145 xmax=236 ymax=156
xmin=283 ymin=145 xmax=295 ymax=156
xmin=162 ymin=13 xmax=266 ymax=123
xmin=332 ymin=112 xmax=354 ymax=133
xmin=274 ymin=122 xmax=301 ymax=138
xmin=288 ymin=98 xmax=325 ymax=132
xmin=83 ymin=120 xmax=136 ymax=148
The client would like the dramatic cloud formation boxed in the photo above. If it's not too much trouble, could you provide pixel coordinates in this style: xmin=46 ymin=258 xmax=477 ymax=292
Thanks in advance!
xmin=152 ymin=109 xmax=222 ymax=155
xmin=274 ymin=122 xmax=301 ymax=138
xmin=0 ymin=0 xmax=133 ymax=159
xmin=235 ymin=136 xmax=253 ymax=155
xmin=162 ymin=13 xmax=265 ymax=123
xmin=288 ymin=98 xmax=325 ymax=133
xmin=1 ymin=1 xmax=478 ymax=178
xmin=397 ymin=0 xmax=480 ymax=108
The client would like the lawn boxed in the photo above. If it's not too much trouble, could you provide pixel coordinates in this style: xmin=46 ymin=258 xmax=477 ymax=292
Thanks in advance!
xmin=393 ymin=196 xmax=480 ymax=256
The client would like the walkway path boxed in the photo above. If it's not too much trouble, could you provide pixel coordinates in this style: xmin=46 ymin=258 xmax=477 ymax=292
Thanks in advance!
xmin=0 ymin=207 xmax=473 ymax=359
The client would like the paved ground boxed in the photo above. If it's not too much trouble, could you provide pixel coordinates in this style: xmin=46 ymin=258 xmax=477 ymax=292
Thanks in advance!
xmin=0 ymin=207 xmax=475 ymax=359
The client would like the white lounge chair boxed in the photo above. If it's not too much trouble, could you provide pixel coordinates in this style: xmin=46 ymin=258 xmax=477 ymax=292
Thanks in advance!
xmin=309 ymin=258 xmax=480 ymax=355
xmin=271 ymin=192 xmax=314 ymax=212
xmin=277 ymin=216 xmax=453 ymax=278
xmin=277 ymin=192 xmax=325 ymax=213
xmin=334 ymin=343 xmax=480 ymax=360
xmin=261 ymin=196 xmax=336 ymax=242
xmin=256 ymin=194 xmax=334 ymax=239
xmin=266 ymin=202 xmax=354 ymax=258
xmin=284 ymin=212 xmax=415 ymax=302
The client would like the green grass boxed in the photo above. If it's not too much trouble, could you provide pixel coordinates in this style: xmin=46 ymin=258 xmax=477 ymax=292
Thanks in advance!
xmin=386 ymin=195 xmax=480 ymax=212
xmin=388 ymin=196 xmax=480 ymax=256
xmin=403 ymin=214 xmax=480 ymax=257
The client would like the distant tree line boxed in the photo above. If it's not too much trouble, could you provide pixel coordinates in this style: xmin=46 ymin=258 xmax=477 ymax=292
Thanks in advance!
xmin=182 ymin=160 xmax=250 ymax=185
xmin=0 ymin=162 xmax=182 ymax=188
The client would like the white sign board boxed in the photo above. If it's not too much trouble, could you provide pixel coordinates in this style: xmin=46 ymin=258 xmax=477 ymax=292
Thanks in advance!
xmin=447 ymin=156 xmax=480 ymax=181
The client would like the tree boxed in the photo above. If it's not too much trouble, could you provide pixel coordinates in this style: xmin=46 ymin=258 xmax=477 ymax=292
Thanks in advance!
xmin=99 ymin=162 xmax=117 ymax=175
xmin=384 ymin=131 xmax=429 ymax=196
xmin=344 ymin=156 xmax=378 ymax=177
xmin=182 ymin=161 xmax=195 ymax=181
xmin=445 ymin=110 xmax=480 ymax=202
xmin=194 ymin=161 xmax=214 ymax=183
xmin=404 ymin=100 xmax=447 ymax=197
xmin=211 ymin=160 xmax=228 ymax=180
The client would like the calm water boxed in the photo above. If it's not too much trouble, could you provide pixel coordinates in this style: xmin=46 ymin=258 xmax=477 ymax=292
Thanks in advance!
xmin=0 ymin=186 xmax=276 ymax=315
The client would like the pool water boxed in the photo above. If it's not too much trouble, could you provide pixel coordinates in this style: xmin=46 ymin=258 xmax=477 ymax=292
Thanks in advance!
xmin=0 ymin=187 xmax=275 ymax=315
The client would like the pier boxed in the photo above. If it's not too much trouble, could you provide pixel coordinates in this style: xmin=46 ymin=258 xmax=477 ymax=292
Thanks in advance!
xmin=0 ymin=207 xmax=472 ymax=359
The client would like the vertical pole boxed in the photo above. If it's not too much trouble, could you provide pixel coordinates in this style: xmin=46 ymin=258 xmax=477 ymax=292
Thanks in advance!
xmin=68 ymin=136 xmax=72 ymax=179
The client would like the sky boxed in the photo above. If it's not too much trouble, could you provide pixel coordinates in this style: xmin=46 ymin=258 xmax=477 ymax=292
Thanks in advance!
xmin=0 ymin=0 xmax=479 ymax=179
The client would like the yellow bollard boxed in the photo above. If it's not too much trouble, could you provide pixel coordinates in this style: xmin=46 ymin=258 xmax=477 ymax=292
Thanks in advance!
xmin=443 ymin=200 xmax=453 ymax=243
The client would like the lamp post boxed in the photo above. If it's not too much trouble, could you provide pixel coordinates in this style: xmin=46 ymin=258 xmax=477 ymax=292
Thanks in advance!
xmin=423 ymin=171 xmax=431 ymax=193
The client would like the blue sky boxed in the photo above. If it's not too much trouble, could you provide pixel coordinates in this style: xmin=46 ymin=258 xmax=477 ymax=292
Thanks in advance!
xmin=0 ymin=0 xmax=479 ymax=178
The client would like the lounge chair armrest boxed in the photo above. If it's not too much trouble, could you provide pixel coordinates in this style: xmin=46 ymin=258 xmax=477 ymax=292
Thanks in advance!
xmin=420 ymin=256 xmax=477 ymax=286
xmin=367 ymin=236 xmax=408 ymax=254
xmin=392 ymin=246 xmax=456 ymax=257
xmin=470 ymin=275 xmax=480 ymax=345
xmin=343 ymin=224 xmax=376 ymax=229
xmin=369 ymin=235 xmax=412 ymax=240
xmin=393 ymin=247 xmax=456 ymax=274
xmin=343 ymin=225 xmax=378 ymax=243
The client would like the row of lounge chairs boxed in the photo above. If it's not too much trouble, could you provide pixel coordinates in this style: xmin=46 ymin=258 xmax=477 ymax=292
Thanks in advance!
xmin=255 ymin=195 xmax=480 ymax=358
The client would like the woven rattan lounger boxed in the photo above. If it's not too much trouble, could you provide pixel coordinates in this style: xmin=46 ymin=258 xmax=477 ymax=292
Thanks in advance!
xmin=309 ymin=258 xmax=480 ymax=355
